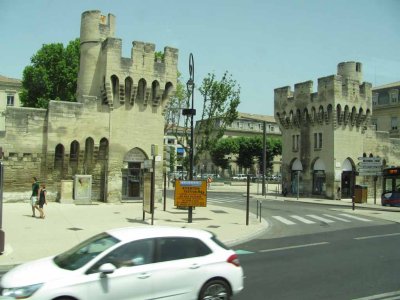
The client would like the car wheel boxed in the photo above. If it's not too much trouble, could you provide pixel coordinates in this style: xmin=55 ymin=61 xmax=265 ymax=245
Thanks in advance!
xmin=199 ymin=279 xmax=231 ymax=300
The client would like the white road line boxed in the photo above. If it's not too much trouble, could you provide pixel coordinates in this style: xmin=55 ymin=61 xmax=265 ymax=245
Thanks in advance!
xmin=306 ymin=214 xmax=335 ymax=223
xmin=323 ymin=214 xmax=351 ymax=222
xmin=352 ymin=290 xmax=400 ymax=300
xmin=355 ymin=232 xmax=400 ymax=240
xmin=260 ymin=242 xmax=329 ymax=253
xmin=339 ymin=213 xmax=372 ymax=222
xmin=291 ymin=215 xmax=316 ymax=224
xmin=272 ymin=216 xmax=296 ymax=225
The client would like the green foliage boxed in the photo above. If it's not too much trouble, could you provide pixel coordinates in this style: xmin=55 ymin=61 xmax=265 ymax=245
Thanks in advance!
xmin=210 ymin=138 xmax=239 ymax=170
xmin=20 ymin=38 xmax=80 ymax=108
xmin=210 ymin=136 xmax=282 ymax=172
xmin=154 ymin=51 xmax=165 ymax=61
xmin=196 ymin=71 xmax=240 ymax=154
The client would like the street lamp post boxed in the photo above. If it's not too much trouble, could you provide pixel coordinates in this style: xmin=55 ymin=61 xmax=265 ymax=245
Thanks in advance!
xmin=182 ymin=53 xmax=196 ymax=223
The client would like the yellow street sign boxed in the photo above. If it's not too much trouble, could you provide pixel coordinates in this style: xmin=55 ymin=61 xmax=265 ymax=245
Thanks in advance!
xmin=174 ymin=180 xmax=207 ymax=207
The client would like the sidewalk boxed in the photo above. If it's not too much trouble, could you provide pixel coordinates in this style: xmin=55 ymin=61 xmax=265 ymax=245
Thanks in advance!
xmin=0 ymin=192 xmax=268 ymax=268
xmin=1 ymin=182 xmax=398 ymax=269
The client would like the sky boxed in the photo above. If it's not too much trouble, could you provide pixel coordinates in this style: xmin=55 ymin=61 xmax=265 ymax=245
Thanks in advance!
xmin=0 ymin=0 xmax=399 ymax=116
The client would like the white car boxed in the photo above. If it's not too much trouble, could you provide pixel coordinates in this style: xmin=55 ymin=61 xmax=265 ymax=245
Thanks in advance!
xmin=0 ymin=227 xmax=244 ymax=300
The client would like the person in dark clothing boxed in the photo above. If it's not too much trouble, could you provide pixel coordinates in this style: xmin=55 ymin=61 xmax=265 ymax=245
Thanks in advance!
xmin=30 ymin=177 xmax=40 ymax=217
xmin=36 ymin=183 xmax=47 ymax=219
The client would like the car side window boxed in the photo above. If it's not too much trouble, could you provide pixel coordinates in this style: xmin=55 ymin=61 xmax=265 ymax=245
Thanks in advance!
xmin=86 ymin=238 xmax=154 ymax=274
xmin=156 ymin=237 xmax=212 ymax=262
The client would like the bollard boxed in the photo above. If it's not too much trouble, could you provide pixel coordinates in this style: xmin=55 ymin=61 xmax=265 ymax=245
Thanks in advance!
xmin=259 ymin=201 xmax=262 ymax=223
xmin=352 ymin=196 xmax=355 ymax=210
xmin=256 ymin=200 xmax=259 ymax=219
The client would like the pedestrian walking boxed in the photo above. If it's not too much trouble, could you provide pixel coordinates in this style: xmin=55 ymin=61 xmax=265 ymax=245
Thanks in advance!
xmin=36 ymin=183 xmax=47 ymax=219
xmin=336 ymin=186 xmax=341 ymax=200
xmin=30 ymin=177 xmax=40 ymax=217
xmin=207 ymin=176 xmax=212 ymax=189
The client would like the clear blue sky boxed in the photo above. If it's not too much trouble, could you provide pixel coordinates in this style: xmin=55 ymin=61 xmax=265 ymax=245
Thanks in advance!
xmin=1 ymin=0 xmax=399 ymax=116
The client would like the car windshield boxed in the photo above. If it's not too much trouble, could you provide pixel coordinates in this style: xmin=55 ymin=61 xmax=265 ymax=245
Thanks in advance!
xmin=53 ymin=232 xmax=120 ymax=270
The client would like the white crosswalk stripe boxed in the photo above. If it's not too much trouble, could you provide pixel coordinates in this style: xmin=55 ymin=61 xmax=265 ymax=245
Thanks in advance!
xmin=272 ymin=216 xmax=296 ymax=225
xmin=306 ymin=214 xmax=335 ymax=223
xmin=339 ymin=213 xmax=372 ymax=222
xmin=290 ymin=215 xmax=316 ymax=224
xmin=271 ymin=213 xmax=372 ymax=226
xmin=323 ymin=214 xmax=351 ymax=222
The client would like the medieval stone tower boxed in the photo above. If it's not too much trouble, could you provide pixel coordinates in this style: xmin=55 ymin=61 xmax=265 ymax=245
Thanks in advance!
xmin=274 ymin=62 xmax=373 ymax=199
xmin=0 ymin=10 xmax=178 ymax=203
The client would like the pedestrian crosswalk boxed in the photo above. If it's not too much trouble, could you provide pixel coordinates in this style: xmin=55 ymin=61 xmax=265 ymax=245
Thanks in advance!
xmin=271 ymin=213 xmax=372 ymax=226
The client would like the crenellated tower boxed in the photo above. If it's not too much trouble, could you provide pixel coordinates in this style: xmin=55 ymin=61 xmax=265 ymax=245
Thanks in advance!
xmin=274 ymin=61 xmax=373 ymax=200
xmin=77 ymin=10 xmax=178 ymax=110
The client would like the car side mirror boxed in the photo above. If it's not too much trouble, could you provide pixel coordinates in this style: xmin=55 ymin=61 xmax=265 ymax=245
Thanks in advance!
xmin=99 ymin=263 xmax=116 ymax=278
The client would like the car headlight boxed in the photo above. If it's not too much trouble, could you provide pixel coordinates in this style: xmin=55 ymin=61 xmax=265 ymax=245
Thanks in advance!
xmin=1 ymin=283 xmax=43 ymax=299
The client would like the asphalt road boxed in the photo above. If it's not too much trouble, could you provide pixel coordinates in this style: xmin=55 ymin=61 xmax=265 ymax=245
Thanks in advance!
xmin=201 ymin=190 xmax=400 ymax=300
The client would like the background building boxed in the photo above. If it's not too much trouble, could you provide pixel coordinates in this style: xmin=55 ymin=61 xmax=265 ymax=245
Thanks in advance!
xmin=371 ymin=82 xmax=400 ymax=138
xmin=195 ymin=112 xmax=282 ymax=178
xmin=0 ymin=10 xmax=178 ymax=203
xmin=0 ymin=75 xmax=21 ymax=131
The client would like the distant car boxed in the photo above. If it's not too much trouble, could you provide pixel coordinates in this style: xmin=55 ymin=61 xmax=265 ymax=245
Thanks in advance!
xmin=232 ymin=174 xmax=248 ymax=180
xmin=0 ymin=227 xmax=244 ymax=300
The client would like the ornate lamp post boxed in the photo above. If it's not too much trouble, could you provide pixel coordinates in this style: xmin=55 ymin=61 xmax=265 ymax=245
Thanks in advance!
xmin=182 ymin=53 xmax=196 ymax=223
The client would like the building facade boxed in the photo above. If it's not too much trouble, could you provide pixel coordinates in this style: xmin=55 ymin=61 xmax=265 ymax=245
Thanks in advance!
xmin=274 ymin=61 xmax=400 ymax=199
xmin=0 ymin=75 xmax=21 ymax=131
xmin=0 ymin=10 xmax=178 ymax=202
xmin=371 ymin=82 xmax=400 ymax=138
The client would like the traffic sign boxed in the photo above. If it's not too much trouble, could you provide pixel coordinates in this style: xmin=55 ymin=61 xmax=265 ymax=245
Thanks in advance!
xmin=358 ymin=161 xmax=382 ymax=167
xmin=358 ymin=171 xmax=382 ymax=176
xmin=358 ymin=157 xmax=382 ymax=163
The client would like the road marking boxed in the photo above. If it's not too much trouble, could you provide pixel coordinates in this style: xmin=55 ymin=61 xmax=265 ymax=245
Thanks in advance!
xmin=307 ymin=214 xmax=335 ymax=223
xmin=352 ymin=290 xmax=400 ymax=299
xmin=260 ymin=242 xmax=329 ymax=253
xmin=323 ymin=214 xmax=351 ymax=222
xmin=355 ymin=232 xmax=400 ymax=240
xmin=339 ymin=213 xmax=372 ymax=222
xmin=235 ymin=249 xmax=254 ymax=255
xmin=291 ymin=215 xmax=316 ymax=224
xmin=272 ymin=216 xmax=296 ymax=225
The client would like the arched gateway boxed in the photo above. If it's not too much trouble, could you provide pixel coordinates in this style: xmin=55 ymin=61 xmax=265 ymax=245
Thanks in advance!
xmin=122 ymin=148 xmax=148 ymax=200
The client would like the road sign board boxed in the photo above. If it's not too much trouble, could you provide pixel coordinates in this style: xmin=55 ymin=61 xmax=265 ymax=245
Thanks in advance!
xmin=174 ymin=180 xmax=207 ymax=207
xmin=358 ymin=167 xmax=382 ymax=173
xmin=358 ymin=162 xmax=382 ymax=167
xmin=358 ymin=157 xmax=382 ymax=163
xmin=358 ymin=172 xmax=382 ymax=176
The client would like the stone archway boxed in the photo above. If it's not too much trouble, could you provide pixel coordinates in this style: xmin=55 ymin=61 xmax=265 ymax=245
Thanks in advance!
xmin=341 ymin=158 xmax=356 ymax=198
xmin=312 ymin=158 xmax=326 ymax=195
xmin=122 ymin=148 xmax=148 ymax=200
xmin=290 ymin=158 xmax=303 ymax=195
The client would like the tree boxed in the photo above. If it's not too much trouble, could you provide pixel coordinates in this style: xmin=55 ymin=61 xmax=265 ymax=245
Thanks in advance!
xmin=210 ymin=138 xmax=238 ymax=171
xmin=196 ymin=72 xmax=240 ymax=154
xmin=218 ymin=136 xmax=282 ymax=174
xmin=20 ymin=38 xmax=80 ymax=108
xmin=164 ymin=71 xmax=240 ymax=172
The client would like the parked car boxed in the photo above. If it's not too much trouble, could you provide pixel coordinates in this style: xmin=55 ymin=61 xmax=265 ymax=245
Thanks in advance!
xmin=0 ymin=227 xmax=244 ymax=300
xmin=232 ymin=174 xmax=248 ymax=180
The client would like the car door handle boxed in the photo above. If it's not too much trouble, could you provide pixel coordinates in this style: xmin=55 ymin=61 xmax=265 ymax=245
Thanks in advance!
xmin=137 ymin=272 xmax=151 ymax=279
xmin=190 ymin=263 xmax=200 ymax=269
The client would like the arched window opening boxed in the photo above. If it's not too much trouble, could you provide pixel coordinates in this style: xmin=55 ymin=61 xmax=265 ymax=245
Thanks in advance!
xmin=125 ymin=77 xmax=133 ymax=104
xmin=137 ymin=79 xmax=147 ymax=103
xmin=54 ymin=144 xmax=64 ymax=171
xmin=162 ymin=82 xmax=174 ymax=102
xmin=111 ymin=75 xmax=119 ymax=103
xmin=98 ymin=138 xmax=109 ymax=161
xmin=152 ymin=80 xmax=160 ymax=106
xmin=84 ymin=137 xmax=94 ymax=174
xmin=70 ymin=141 xmax=79 ymax=162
